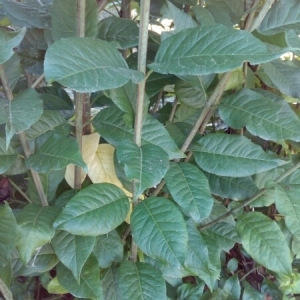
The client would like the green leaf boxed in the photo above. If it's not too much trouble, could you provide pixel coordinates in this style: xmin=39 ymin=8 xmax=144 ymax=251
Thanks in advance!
xmin=101 ymin=266 xmax=120 ymax=300
xmin=16 ymin=204 xmax=60 ymax=264
xmin=0 ymin=278 xmax=13 ymax=300
xmin=148 ymin=25 xmax=284 ymax=76
xmin=0 ymin=261 xmax=12 ymax=287
xmin=219 ymin=89 xmax=300 ymax=142
xmin=203 ymin=171 xmax=258 ymax=200
xmin=0 ymin=27 xmax=26 ymax=64
xmin=242 ymin=282 xmax=264 ymax=300
xmin=12 ymin=244 xmax=59 ymax=277
xmin=146 ymin=73 xmax=177 ymax=98
xmin=51 ymin=231 xmax=96 ymax=282
xmin=192 ymin=5 xmax=232 ymax=27
xmin=201 ymin=201 xmax=235 ymax=226
xmin=1 ymin=0 xmax=51 ymax=29
xmin=93 ymin=230 xmax=123 ymax=268
xmin=165 ymin=121 xmax=201 ymax=148
xmin=261 ymin=60 xmax=300 ymax=98
xmin=174 ymin=103 xmax=200 ymax=125
xmin=38 ymin=86 xmax=74 ymax=118
xmin=56 ymin=255 xmax=102 ymax=299
xmin=275 ymin=184 xmax=300 ymax=241
xmin=44 ymin=37 xmax=143 ymax=92
xmin=175 ymin=78 xmax=208 ymax=109
xmin=185 ymin=220 xmax=220 ymax=290
xmin=236 ymin=212 xmax=292 ymax=275
xmin=2 ymin=54 xmax=21 ymax=90
xmin=27 ymin=169 xmax=65 ymax=203
xmin=193 ymin=133 xmax=287 ymax=177
xmin=223 ymin=275 xmax=240 ymax=300
xmin=165 ymin=162 xmax=214 ymax=223
xmin=53 ymin=183 xmax=130 ymax=235
xmin=25 ymin=134 xmax=87 ymax=173
xmin=172 ymin=0 xmax=197 ymax=5
xmin=131 ymin=197 xmax=188 ymax=268
xmin=118 ymin=261 xmax=167 ymax=300
xmin=116 ymin=142 xmax=169 ymax=198
xmin=3 ymin=88 xmax=43 ymax=148
xmin=98 ymin=16 xmax=139 ymax=49
xmin=25 ymin=110 xmax=70 ymax=145
xmin=0 ymin=203 xmax=18 ymax=268
xmin=177 ymin=283 xmax=205 ymax=300
xmin=51 ymin=0 xmax=98 ymax=41
xmin=92 ymin=106 xmax=184 ymax=160
xmin=205 ymin=0 xmax=244 ymax=24
xmin=258 ymin=0 xmax=300 ymax=34
xmin=161 ymin=1 xmax=197 ymax=35
xmin=205 ymin=222 xmax=240 ymax=252
xmin=251 ymin=167 xmax=285 ymax=208
xmin=0 ymin=137 xmax=18 ymax=173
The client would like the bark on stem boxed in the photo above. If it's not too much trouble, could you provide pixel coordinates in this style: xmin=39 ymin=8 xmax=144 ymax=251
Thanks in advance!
xmin=0 ymin=64 xmax=48 ymax=206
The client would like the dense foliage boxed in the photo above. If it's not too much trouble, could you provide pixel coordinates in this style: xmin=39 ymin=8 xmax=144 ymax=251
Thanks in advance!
xmin=1 ymin=0 xmax=300 ymax=299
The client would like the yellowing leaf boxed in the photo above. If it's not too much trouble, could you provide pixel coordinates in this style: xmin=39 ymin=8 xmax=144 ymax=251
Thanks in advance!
xmin=47 ymin=277 xmax=69 ymax=295
xmin=89 ymin=144 xmax=137 ymax=223
xmin=88 ymin=143 xmax=123 ymax=187
xmin=88 ymin=144 xmax=144 ymax=223
xmin=65 ymin=132 xmax=100 ymax=188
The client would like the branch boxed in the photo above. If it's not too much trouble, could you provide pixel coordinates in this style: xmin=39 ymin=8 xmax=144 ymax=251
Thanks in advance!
xmin=0 ymin=64 xmax=48 ymax=206
xmin=250 ymin=0 xmax=275 ymax=32
xmin=151 ymin=72 xmax=232 ymax=196
xmin=74 ymin=0 xmax=87 ymax=190
xmin=97 ymin=0 xmax=108 ymax=13
xmin=131 ymin=0 xmax=151 ymax=262
xmin=199 ymin=161 xmax=300 ymax=230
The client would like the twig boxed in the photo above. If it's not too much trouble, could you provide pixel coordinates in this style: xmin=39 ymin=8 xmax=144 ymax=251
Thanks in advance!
xmin=169 ymin=98 xmax=178 ymax=122
xmin=152 ymin=90 xmax=163 ymax=113
xmin=243 ymin=0 xmax=260 ymax=31
xmin=250 ymin=0 xmax=275 ymax=32
xmin=97 ymin=0 xmax=108 ymax=13
xmin=9 ymin=179 xmax=32 ymax=203
xmin=121 ymin=225 xmax=132 ymax=242
xmin=199 ymin=161 xmax=300 ymax=230
xmin=0 ymin=64 xmax=48 ymax=206
xmin=131 ymin=0 xmax=151 ymax=262
xmin=74 ymin=0 xmax=87 ymax=190
xmin=151 ymin=72 xmax=232 ymax=196
xmin=31 ymin=73 xmax=45 ymax=89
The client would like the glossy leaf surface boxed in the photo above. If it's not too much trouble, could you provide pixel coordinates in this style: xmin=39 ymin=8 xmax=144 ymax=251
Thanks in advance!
xmin=165 ymin=162 xmax=214 ymax=223
xmin=16 ymin=204 xmax=60 ymax=264
xmin=53 ymin=183 xmax=130 ymax=235
xmin=193 ymin=134 xmax=287 ymax=177
xmin=131 ymin=197 xmax=188 ymax=268
xmin=93 ymin=106 xmax=184 ymax=160
xmin=25 ymin=134 xmax=87 ymax=173
xmin=44 ymin=37 xmax=143 ymax=92
xmin=236 ymin=212 xmax=292 ymax=275
xmin=51 ymin=231 xmax=96 ymax=282
xmin=149 ymin=25 xmax=284 ymax=76
xmin=219 ymin=89 xmax=300 ymax=142
xmin=118 ymin=261 xmax=167 ymax=300
xmin=116 ymin=142 xmax=169 ymax=198
xmin=56 ymin=255 xmax=102 ymax=299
